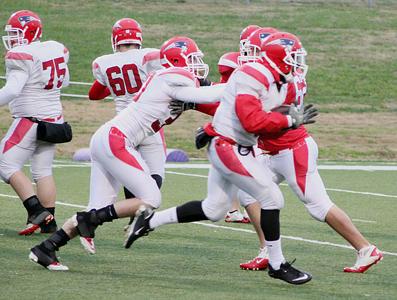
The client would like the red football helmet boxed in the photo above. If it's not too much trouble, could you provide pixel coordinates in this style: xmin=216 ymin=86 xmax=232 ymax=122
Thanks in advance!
xmin=239 ymin=27 xmax=279 ymax=65
xmin=239 ymin=25 xmax=260 ymax=53
xmin=111 ymin=18 xmax=142 ymax=52
xmin=260 ymin=32 xmax=308 ymax=82
xmin=2 ymin=10 xmax=42 ymax=50
xmin=160 ymin=36 xmax=209 ymax=79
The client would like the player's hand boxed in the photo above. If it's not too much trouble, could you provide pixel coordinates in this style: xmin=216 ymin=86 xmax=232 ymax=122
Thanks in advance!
xmin=198 ymin=77 xmax=212 ymax=86
xmin=195 ymin=126 xmax=213 ymax=149
xmin=169 ymin=100 xmax=196 ymax=115
xmin=288 ymin=104 xmax=318 ymax=129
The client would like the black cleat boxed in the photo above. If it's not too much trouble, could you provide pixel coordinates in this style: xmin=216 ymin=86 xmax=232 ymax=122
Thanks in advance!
xmin=74 ymin=210 xmax=100 ymax=238
xmin=29 ymin=243 xmax=68 ymax=271
xmin=124 ymin=206 xmax=154 ymax=249
xmin=268 ymin=259 xmax=312 ymax=285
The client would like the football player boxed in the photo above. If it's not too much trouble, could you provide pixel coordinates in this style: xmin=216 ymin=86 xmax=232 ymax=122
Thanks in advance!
xmin=80 ymin=18 xmax=165 ymax=254
xmin=126 ymin=32 xmax=318 ymax=285
xmin=237 ymin=30 xmax=383 ymax=273
xmin=0 ymin=10 xmax=70 ymax=235
xmin=29 ymin=36 xmax=224 ymax=271
xmin=218 ymin=25 xmax=278 ymax=224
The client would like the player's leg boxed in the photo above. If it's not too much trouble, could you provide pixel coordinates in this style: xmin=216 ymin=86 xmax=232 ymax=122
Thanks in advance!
xmin=126 ymin=164 xmax=237 ymax=248
xmin=0 ymin=118 xmax=53 ymax=235
xmin=275 ymin=136 xmax=382 ymax=273
xmin=210 ymin=138 xmax=311 ymax=284
xmin=30 ymin=142 xmax=58 ymax=233
xmin=124 ymin=133 xmax=166 ymax=230
xmin=238 ymin=190 xmax=268 ymax=270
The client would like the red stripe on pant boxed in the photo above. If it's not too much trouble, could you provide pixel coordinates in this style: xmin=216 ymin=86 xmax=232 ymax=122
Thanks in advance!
xmin=214 ymin=138 xmax=252 ymax=177
xmin=108 ymin=127 xmax=144 ymax=171
xmin=293 ymin=140 xmax=309 ymax=194
xmin=159 ymin=128 xmax=167 ymax=156
xmin=3 ymin=118 xmax=34 ymax=154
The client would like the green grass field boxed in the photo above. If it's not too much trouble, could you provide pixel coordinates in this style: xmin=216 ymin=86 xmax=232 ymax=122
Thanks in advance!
xmin=0 ymin=162 xmax=396 ymax=299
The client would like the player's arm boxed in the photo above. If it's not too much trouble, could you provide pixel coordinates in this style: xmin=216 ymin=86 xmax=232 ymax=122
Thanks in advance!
xmin=88 ymin=80 xmax=110 ymax=100
xmin=170 ymin=84 xmax=225 ymax=104
xmin=89 ymin=60 xmax=110 ymax=100
xmin=235 ymin=94 xmax=292 ymax=134
xmin=0 ymin=70 xmax=28 ymax=106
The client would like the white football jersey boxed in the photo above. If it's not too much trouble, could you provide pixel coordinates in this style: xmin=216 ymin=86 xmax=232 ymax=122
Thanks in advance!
xmin=212 ymin=62 xmax=287 ymax=146
xmin=5 ymin=40 xmax=69 ymax=119
xmin=92 ymin=48 xmax=163 ymax=113
xmin=109 ymin=67 xmax=223 ymax=147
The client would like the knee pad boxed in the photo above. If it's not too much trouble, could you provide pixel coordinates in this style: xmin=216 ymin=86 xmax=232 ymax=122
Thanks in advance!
xmin=237 ymin=189 xmax=257 ymax=207
xmin=31 ymin=166 xmax=52 ymax=182
xmin=201 ymin=197 xmax=230 ymax=222
xmin=142 ymin=188 xmax=162 ymax=209
xmin=0 ymin=159 xmax=19 ymax=183
xmin=305 ymin=199 xmax=334 ymax=222
xmin=151 ymin=174 xmax=163 ymax=189
xmin=257 ymin=187 xmax=285 ymax=210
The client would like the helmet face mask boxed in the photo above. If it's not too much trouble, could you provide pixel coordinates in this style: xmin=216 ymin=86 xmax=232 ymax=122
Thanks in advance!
xmin=186 ymin=52 xmax=209 ymax=79
xmin=2 ymin=10 xmax=42 ymax=50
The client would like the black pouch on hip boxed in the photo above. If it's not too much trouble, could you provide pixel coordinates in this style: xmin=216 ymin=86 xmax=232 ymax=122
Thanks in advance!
xmin=36 ymin=121 xmax=73 ymax=143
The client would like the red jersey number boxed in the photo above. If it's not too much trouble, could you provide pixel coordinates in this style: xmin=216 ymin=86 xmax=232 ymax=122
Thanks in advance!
xmin=42 ymin=57 xmax=66 ymax=89
xmin=106 ymin=64 xmax=142 ymax=96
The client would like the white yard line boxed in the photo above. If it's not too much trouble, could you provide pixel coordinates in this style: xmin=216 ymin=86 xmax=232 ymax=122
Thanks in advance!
xmin=165 ymin=170 xmax=397 ymax=199
xmin=1 ymin=193 xmax=395 ymax=256
xmin=47 ymin=162 xmax=397 ymax=171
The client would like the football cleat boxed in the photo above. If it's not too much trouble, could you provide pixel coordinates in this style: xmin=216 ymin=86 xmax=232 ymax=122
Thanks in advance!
xmin=124 ymin=205 xmax=154 ymax=249
xmin=80 ymin=237 xmax=96 ymax=255
xmin=19 ymin=212 xmax=54 ymax=236
xmin=240 ymin=247 xmax=269 ymax=270
xmin=225 ymin=210 xmax=250 ymax=224
xmin=240 ymin=257 xmax=269 ymax=271
xmin=268 ymin=259 xmax=312 ymax=285
xmin=344 ymin=245 xmax=383 ymax=273
xmin=29 ymin=244 xmax=68 ymax=271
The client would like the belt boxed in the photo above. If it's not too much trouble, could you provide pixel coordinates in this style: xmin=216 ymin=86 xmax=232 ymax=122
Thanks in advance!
xmin=25 ymin=115 xmax=63 ymax=123
xmin=266 ymin=138 xmax=308 ymax=156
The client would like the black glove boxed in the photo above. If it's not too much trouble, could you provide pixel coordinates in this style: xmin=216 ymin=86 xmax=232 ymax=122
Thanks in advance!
xmin=198 ymin=78 xmax=212 ymax=86
xmin=169 ymin=100 xmax=196 ymax=115
xmin=288 ymin=103 xmax=318 ymax=129
xmin=195 ymin=127 xmax=214 ymax=149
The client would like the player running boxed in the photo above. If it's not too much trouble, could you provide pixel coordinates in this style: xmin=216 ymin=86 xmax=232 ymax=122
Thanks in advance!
xmin=125 ymin=32 xmax=318 ymax=285
xmin=0 ymin=10 xmax=70 ymax=235
xmin=29 ymin=36 xmax=224 ymax=271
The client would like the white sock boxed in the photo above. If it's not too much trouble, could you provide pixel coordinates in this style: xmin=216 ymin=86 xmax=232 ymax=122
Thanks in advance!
xmin=258 ymin=246 xmax=268 ymax=258
xmin=149 ymin=207 xmax=178 ymax=229
xmin=266 ymin=239 xmax=285 ymax=270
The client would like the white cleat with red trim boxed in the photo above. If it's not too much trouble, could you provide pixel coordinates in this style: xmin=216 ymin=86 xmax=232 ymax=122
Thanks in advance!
xmin=344 ymin=245 xmax=383 ymax=273
xmin=80 ymin=237 xmax=96 ymax=254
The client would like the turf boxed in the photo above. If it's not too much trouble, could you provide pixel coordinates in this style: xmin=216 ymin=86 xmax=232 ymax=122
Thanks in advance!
xmin=0 ymin=163 xmax=396 ymax=299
